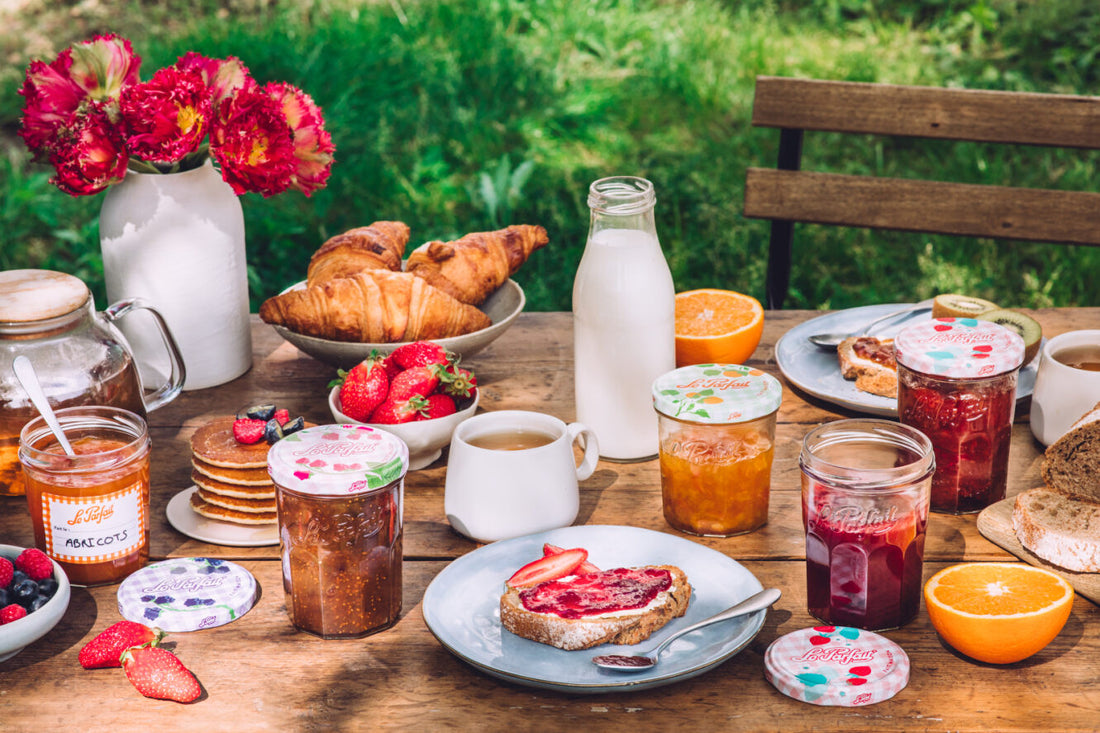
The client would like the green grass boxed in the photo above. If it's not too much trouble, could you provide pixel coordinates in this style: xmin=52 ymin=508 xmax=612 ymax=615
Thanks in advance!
xmin=2 ymin=0 xmax=1099 ymax=311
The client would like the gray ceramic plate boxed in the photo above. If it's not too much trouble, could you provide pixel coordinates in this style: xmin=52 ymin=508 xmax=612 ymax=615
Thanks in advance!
xmin=272 ymin=278 xmax=525 ymax=369
xmin=421 ymin=525 xmax=766 ymax=693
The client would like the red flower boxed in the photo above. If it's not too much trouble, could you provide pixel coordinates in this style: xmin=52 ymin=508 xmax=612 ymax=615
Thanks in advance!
xmin=18 ymin=58 xmax=88 ymax=156
xmin=120 ymin=66 xmax=211 ymax=164
xmin=266 ymin=82 xmax=335 ymax=197
xmin=48 ymin=105 xmax=128 ymax=196
xmin=209 ymin=85 xmax=296 ymax=196
xmin=175 ymin=52 xmax=254 ymax=108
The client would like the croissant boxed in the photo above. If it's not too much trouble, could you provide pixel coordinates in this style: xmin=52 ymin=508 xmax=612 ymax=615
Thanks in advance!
xmin=305 ymin=221 xmax=410 ymax=286
xmin=405 ymin=224 xmax=549 ymax=305
xmin=259 ymin=269 xmax=492 ymax=342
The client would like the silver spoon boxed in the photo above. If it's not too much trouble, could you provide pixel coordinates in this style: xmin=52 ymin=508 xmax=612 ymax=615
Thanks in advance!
xmin=13 ymin=355 xmax=75 ymax=457
xmin=591 ymin=587 xmax=781 ymax=671
xmin=807 ymin=300 xmax=933 ymax=349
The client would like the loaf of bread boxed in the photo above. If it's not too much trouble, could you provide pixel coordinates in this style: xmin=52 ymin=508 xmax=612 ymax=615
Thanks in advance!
xmin=1040 ymin=401 xmax=1100 ymax=502
xmin=500 ymin=565 xmax=691 ymax=651
xmin=1012 ymin=487 xmax=1100 ymax=572
xmin=837 ymin=336 xmax=897 ymax=398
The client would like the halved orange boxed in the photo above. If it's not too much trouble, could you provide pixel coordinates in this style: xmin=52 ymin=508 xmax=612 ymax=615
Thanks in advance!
xmin=923 ymin=563 xmax=1073 ymax=664
xmin=674 ymin=289 xmax=764 ymax=367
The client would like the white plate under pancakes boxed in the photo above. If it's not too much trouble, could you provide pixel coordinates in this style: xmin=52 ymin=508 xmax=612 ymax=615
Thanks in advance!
xmin=166 ymin=487 xmax=278 ymax=547
xmin=422 ymin=525 xmax=767 ymax=693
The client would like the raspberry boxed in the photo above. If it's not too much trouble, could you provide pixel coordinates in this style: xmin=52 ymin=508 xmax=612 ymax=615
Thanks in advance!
xmin=0 ymin=557 xmax=12 ymax=588
xmin=0 ymin=604 xmax=28 ymax=624
xmin=15 ymin=548 xmax=53 ymax=582
xmin=232 ymin=418 xmax=266 ymax=444
xmin=274 ymin=408 xmax=290 ymax=426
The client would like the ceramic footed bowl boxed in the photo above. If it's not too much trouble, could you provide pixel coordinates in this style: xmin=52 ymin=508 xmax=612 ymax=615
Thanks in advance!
xmin=328 ymin=386 xmax=479 ymax=470
xmin=0 ymin=544 xmax=71 ymax=663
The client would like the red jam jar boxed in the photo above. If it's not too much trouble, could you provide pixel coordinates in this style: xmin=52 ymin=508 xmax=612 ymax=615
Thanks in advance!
xmin=267 ymin=424 xmax=408 ymax=639
xmin=895 ymin=318 xmax=1025 ymax=514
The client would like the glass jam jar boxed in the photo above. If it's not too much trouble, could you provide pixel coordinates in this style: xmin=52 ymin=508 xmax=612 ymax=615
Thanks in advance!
xmin=895 ymin=318 xmax=1025 ymax=514
xmin=267 ymin=424 xmax=408 ymax=639
xmin=652 ymin=364 xmax=782 ymax=536
xmin=19 ymin=406 xmax=151 ymax=586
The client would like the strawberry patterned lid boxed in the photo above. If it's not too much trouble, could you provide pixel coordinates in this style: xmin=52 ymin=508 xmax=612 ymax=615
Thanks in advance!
xmin=894 ymin=318 xmax=1025 ymax=379
xmin=764 ymin=626 xmax=910 ymax=706
xmin=266 ymin=424 xmax=409 ymax=496
xmin=652 ymin=364 xmax=782 ymax=424
xmin=117 ymin=558 xmax=258 ymax=632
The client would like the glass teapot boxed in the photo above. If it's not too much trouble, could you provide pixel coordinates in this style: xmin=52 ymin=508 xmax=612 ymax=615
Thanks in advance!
xmin=0 ymin=269 xmax=185 ymax=496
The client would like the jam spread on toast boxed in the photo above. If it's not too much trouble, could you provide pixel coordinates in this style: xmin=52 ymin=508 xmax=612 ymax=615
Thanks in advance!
xmin=519 ymin=567 xmax=672 ymax=619
xmin=852 ymin=337 xmax=896 ymax=369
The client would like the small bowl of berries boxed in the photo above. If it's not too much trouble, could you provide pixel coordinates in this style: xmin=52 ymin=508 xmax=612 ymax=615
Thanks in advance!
xmin=0 ymin=545 xmax=71 ymax=662
xmin=328 ymin=341 xmax=479 ymax=470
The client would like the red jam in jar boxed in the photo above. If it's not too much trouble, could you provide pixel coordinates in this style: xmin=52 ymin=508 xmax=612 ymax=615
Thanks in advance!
xmin=895 ymin=318 xmax=1025 ymax=514
xmin=519 ymin=567 xmax=672 ymax=619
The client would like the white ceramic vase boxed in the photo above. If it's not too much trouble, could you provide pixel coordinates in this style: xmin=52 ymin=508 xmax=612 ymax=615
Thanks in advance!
xmin=99 ymin=160 xmax=252 ymax=390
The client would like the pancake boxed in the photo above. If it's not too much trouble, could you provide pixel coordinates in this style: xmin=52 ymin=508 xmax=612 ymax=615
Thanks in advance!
xmin=195 ymin=486 xmax=275 ymax=514
xmin=192 ymin=470 xmax=276 ymax=500
xmin=192 ymin=457 xmax=273 ymax=486
xmin=190 ymin=491 xmax=277 ymax=526
xmin=190 ymin=417 xmax=271 ymax=469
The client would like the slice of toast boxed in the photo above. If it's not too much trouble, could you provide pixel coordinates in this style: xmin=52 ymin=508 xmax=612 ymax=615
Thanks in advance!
xmin=1012 ymin=486 xmax=1100 ymax=572
xmin=837 ymin=336 xmax=897 ymax=398
xmin=1041 ymin=401 xmax=1100 ymax=502
xmin=500 ymin=565 xmax=691 ymax=651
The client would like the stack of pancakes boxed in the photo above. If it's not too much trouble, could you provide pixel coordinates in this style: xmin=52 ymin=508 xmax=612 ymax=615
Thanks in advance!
xmin=189 ymin=417 xmax=277 ymax=525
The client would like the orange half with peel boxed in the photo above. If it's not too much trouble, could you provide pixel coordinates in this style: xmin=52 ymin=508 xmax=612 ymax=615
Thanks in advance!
xmin=674 ymin=289 xmax=764 ymax=367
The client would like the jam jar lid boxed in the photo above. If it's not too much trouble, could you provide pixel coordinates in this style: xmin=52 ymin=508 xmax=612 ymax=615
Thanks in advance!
xmin=894 ymin=318 xmax=1025 ymax=379
xmin=764 ymin=626 xmax=910 ymax=706
xmin=267 ymin=424 xmax=409 ymax=496
xmin=117 ymin=558 xmax=259 ymax=632
xmin=652 ymin=364 xmax=782 ymax=424
xmin=0 ymin=269 xmax=88 ymax=323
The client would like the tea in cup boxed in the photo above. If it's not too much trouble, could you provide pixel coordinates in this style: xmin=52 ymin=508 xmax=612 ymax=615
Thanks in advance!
xmin=444 ymin=411 xmax=599 ymax=542
xmin=1030 ymin=330 xmax=1100 ymax=445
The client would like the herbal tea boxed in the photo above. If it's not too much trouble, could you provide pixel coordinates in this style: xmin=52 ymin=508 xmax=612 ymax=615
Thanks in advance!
xmin=467 ymin=429 xmax=556 ymax=451
xmin=1053 ymin=344 xmax=1100 ymax=372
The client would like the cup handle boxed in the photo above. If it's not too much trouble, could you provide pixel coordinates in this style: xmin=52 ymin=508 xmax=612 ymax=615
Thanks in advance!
xmin=103 ymin=298 xmax=187 ymax=412
xmin=567 ymin=422 xmax=600 ymax=481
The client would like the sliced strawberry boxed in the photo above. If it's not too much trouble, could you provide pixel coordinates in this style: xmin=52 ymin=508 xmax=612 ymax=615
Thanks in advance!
xmin=506 ymin=548 xmax=588 ymax=588
xmin=542 ymin=543 xmax=601 ymax=575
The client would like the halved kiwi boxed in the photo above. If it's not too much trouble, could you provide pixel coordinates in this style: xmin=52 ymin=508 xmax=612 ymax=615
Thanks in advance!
xmin=977 ymin=309 xmax=1043 ymax=365
xmin=931 ymin=293 xmax=1000 ymax=319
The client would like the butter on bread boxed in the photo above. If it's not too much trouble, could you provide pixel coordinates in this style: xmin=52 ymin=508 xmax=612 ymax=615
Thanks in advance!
xmin=837 ymin=336 xmax=897 ymax=398
xmin=499 ymin=565 xmax=691 ymax=651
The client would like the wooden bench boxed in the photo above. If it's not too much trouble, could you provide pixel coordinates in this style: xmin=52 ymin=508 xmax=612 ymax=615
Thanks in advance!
xmin=743 ymin=76 xmax=1100 ymax=308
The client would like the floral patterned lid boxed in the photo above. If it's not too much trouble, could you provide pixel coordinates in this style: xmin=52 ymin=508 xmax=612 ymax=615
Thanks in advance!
xmin=266 ymin=424 xmax=408 ymax=496
xmin=117 ymin=558 xmax=258 ymax=632
xmin=895 ymin=318 xmax=1025 ymax=379
xmin=764 ymin=626 xmax=910 ymax=706
xmin=652 ymin=364 xmax=782 ymax=424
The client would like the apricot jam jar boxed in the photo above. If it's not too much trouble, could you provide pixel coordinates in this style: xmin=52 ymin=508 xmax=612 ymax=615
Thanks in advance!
xmin=267 ymin=424 xmax=408 ymax=639
xmin=652 ymin=364 xmax=782 ymax=536
xmin=19 ymin=406 xmax=151 ymax=586
xmin=895 ymin=318 xmax=1024 ymax=514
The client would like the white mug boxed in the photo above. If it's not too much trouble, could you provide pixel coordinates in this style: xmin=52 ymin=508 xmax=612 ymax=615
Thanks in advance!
xmin=444 ymin=410 xmax=599 ymax=542
xmin=1030 ymin=329 xmax=1100 ymax=446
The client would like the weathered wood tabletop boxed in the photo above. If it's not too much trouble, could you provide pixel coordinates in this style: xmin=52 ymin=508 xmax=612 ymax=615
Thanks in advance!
xmin=2 ymin=309 xmax=1099 ymax=732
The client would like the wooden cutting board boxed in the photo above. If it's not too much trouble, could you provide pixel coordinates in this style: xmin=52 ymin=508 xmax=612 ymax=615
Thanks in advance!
xmin=977 ymin=497 xmax=1100 ymax=605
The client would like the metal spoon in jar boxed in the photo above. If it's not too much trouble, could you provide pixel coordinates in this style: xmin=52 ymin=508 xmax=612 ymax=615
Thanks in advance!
xmin=591 ymin=587 xmax=781 ymax=671
xmin=807 ymin=300 xmax=933 ymax=349
xmin=13 ymin=355 xmax=75 ymax=457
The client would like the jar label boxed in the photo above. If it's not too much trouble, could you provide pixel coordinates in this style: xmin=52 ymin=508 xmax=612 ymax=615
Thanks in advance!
xmin=42 ymin=483 xmax=145 ymax=563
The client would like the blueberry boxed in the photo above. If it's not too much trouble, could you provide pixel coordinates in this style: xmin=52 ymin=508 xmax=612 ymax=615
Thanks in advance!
xmin=239 ymin=404 xmax=276 ymax=421
xmin=11 ymin=569 xmax=27 ymax=586
xmin=264 ymin=418 xmax=285 ymax=444
xmin=29 ymin=595 xmax=50 ymax=612
xmin=0 ymin=588 xmax=8 ymax=606
xmin=37 ymin=578 xmax=58 ymax=598
xmin=13 ymin=578 xmax=38 ymax=606
xmin=281 ymin=416 xmax=305 ymax=436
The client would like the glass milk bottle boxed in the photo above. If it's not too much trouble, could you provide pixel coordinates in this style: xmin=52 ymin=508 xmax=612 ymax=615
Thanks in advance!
xmin=573 ymin=176 xmax=675 ymax=461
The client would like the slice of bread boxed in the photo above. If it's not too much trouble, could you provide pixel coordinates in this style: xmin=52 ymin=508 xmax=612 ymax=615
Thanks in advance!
xmin=1041 ymin=401 xmax=1100 ymax=502
xmin=837 ymin=336 xmax=897 ymax=398
xmin=500 ymin=565 xmax=691 ymax=651
xmin=1013 ymin=486 xmax=1100 ymax=572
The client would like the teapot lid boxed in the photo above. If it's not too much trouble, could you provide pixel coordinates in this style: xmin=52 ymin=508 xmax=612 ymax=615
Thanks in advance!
xmin=0 ymin=270 xmax=89 ymax=323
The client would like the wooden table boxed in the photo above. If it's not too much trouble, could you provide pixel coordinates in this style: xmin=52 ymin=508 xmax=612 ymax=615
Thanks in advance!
xmin=2 ymin=309 xmax=1099 ymax=731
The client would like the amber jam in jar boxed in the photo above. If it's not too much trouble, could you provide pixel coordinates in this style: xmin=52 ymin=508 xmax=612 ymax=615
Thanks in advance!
xmin=267 ymin=424 xmax=408 ymax=639
xmin=19 ymin=406 xmax=151 ymax=586
xmin=895 ymin=318 xmax=1024 ymax=514
xmin=652 ymin=364 xmax=782 ymax=537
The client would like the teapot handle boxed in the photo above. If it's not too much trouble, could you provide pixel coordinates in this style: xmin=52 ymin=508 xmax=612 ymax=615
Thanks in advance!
xmin=103 ymin=298 xmax=186 ymax=412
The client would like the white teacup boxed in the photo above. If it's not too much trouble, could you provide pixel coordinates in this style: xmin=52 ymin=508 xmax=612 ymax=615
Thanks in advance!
xmin=1030 ymin=329 xmax=1100 ymax=446
xmin=444 ymin=410 xmax=599 ymax=542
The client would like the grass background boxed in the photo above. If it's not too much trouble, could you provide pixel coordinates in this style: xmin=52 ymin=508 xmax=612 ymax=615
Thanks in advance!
xmin=2 ymin=0 xmax=1099 ymax=312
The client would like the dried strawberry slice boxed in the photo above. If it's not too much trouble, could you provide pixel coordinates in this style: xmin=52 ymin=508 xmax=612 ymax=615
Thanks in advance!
xmin=506 ymin=548 xmax=588 ymax=588
xmin=542 ymin=543 xmax=601 ymax=575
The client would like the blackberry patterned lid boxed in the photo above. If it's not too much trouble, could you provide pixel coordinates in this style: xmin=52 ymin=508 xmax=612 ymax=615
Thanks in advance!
xmin=894 ymin=318 xmax=1025 ymax=379
xmin=117 ymin=558 xmax=258 ymax=632
xmin=652 ymin=364 xmax=782 ymax=424
xmin=764 ymin=626 xmax=910 ymax=706
xmin=266 ymin=424 xmax=409 ymax=496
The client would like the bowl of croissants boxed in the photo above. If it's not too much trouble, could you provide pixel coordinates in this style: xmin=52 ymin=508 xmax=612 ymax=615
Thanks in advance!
xmin=259 ymin=221 xmax=546 ymax=368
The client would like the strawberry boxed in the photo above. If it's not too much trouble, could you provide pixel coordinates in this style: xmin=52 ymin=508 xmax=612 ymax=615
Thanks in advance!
xmin=1 ymin=604 xmax=28 ymax=624
xmin=418 ymin=393 xmax=456 ymax=420
xmin=390 ymin=341 xmax=450 ymax=370
xmin=381 ymin=352 xmax=403 ymax=380
xmin=542 ymin=543 xmax=601 ymax=575
xmin=388 ymin=366 xmax=440 ymax=402
xmin=15 ymin=547 xmax=53 ymax=581
xmin=506 ymin=548 xmax=588 ymax=588
xmin=232 ymin=418 xmax=266 ymax=445
xmin=274 ymin=408 xmax=290 ymax=426
xmin=439 ymin=364 xmax=478 ymax=399
xmin=336 ymin=358 xmax=390 ymax=422
xmin=121 ymin=645 xmax=201 ymax=703
xmin=0 ymin=557 xmax=12 ymax=588
xmin=79 ymin=621 xmax=162 ymax=669
xmin=369 ymin=396 xmax=427 ymax=425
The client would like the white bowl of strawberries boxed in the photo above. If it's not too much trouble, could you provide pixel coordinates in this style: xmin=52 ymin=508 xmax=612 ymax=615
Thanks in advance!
xmin=328 ymin=341 xmax=479 ymax=470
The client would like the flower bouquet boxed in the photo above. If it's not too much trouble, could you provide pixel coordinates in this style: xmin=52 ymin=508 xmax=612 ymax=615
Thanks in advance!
xmin=18 ymin=34 xmax=335 ymax=197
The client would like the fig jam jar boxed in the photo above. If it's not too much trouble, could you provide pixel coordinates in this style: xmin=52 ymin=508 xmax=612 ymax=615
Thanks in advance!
xmin=895 ymin=318 xmax=1025 ymax=514
xmin=19 ymin=406 xmax=151 ymax=586
xmin=652 ymin=364 xmax=782 ymax=536
xmin=267 ymin=424 xmax=408 ymax=639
